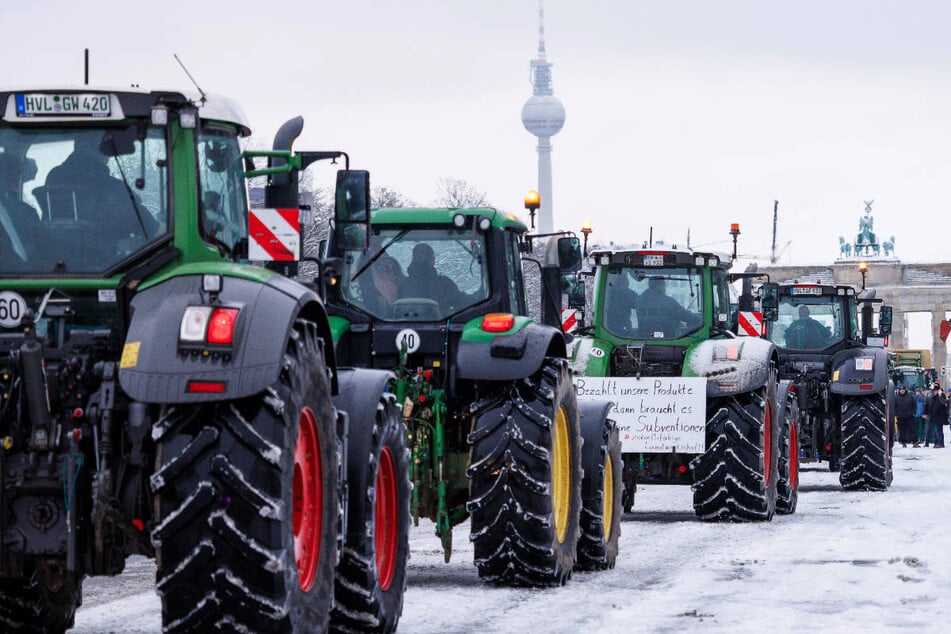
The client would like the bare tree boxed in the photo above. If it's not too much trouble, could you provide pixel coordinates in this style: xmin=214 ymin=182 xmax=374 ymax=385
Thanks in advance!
xmin=373 ymin=185 xmax=415 ymax=208
xmin=433 ymin=176 xmax=491 ymax=208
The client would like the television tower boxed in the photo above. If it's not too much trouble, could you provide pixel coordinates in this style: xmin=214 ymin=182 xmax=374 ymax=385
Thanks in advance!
xmin=521 ymin=0 xmax=565 ymax=233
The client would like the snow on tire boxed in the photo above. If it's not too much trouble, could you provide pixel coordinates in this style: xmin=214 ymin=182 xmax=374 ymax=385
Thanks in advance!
xmin=467 ymin=358 xmax=582 ymax=586
xmin=839 ymin=393 xmax=891 ymax=491
xmin=330 ymin=393 xmax=411 ymax=633
xmin=576 ymin=402 xmax=622 ymax=571
xmin=150 ymin=319 xmax=338 ymax=632
xmin=690 ymin=372 xmax=779 ymax=522
xmin=775 ymin=381 xmax=799 ymax=515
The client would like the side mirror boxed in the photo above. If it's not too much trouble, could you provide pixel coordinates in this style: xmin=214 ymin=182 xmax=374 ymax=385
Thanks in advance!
xmin=557 ymin=237 xmax=582 ymax=273
xmin=567 ymin=278 xmax=586 ymax=309
xmin=760 ymin=282 xmax=779 ymax=322
xmin=879 ymin=305 xmax=893 ymax=335
xmin=334 ymin=169 xmax=370 ymax=251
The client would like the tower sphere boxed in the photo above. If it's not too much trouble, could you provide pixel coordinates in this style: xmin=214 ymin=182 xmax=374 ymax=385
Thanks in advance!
xmin=521 ymin=95 xmax=566 ymax=138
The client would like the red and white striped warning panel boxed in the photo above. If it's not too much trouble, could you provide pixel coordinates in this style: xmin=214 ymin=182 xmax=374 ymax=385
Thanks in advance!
xmin=562 ymin=309 xmax=578 ymax=333
xmin=738 ymin=311 xmax=763 ymax=337
xmin=249 ymin=208 xmax=300 ymax=261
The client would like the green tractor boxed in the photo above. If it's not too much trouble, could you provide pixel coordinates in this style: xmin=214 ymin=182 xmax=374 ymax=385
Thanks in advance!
xmin=322 ymin=200 xmax=621 ymax=584
xmin=0 ymin=87 xmax=410 ymax=632
xmin=766 ymin=283 xmax=895 ymax=490
xmin=569 ymin=240 xmax=797 ymax=521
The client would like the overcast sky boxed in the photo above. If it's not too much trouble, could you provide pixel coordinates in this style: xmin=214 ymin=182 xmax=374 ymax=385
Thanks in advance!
xmin=5 ymin=1 xmax=951 ymax=264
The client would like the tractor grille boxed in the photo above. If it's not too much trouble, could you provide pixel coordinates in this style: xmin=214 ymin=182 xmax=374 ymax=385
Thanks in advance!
xmin=610 ymin=344 xmax=686 ymax=377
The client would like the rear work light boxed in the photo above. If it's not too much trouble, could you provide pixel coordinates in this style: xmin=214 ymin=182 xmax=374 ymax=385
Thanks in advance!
xmin=482 ymin=313 xmax=515 ymax=333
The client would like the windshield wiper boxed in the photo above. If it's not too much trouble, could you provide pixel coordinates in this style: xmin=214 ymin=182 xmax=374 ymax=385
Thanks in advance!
xmin=107 ymin=135 xmax=150 ymax=239
xmin=350 ymin=229 xmax=408 ymax=283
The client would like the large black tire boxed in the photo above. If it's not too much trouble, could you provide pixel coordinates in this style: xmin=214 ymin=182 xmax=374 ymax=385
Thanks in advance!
xmin=150 ymin=319 xmax=339 ymax=632
xmin=575 ymin=402 xmax=622 ymax=571
xmin=0 ymin=568 xmax=81 ymax=633
xmin=690 ymin=371 xmax=779 ymax=522
xmin=775 ymin=381 xmax=800 ymax=515
xmin=330 ymin=393 xmax=411 ymax=633
xmin=839 ymin=393 xmax=892 ymax=491
xmin=467 ymin=358 xmax=582 ymax=586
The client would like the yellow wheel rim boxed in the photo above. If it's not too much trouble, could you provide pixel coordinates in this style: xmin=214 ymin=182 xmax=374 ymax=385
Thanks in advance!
xmin=603 ymin=454 xmax=614 ymax=542
xmin=552 ymin=406 xmax=571 ymax=544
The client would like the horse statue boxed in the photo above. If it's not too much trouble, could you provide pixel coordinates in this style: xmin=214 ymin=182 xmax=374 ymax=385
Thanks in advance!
xmin=838 ymin=236 xmax=852 ymax=258
xmin=883 ymin=236 xmax=895 ymax=257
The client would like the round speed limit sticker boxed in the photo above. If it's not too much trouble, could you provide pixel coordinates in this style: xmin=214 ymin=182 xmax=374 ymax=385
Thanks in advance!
xmin=395 ymin=328 xmax=421 ymax=354
xmin=0 ymin=291 xmax=27 ymax=329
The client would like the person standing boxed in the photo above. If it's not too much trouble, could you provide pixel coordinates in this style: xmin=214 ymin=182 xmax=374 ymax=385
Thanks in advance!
xmin=914 ymin=387 xmax=927 ymax=447
xmin=893 ymin=385 xmax=916 ymax=448
xmin=923 ymin=383 xmax=948 ymax=449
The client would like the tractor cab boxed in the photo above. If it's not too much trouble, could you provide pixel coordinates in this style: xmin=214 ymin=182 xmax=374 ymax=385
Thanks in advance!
xmin=766 ymin=285 xmax=857 ymax=352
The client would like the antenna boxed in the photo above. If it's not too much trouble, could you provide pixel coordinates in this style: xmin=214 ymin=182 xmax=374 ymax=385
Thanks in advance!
xmin=174 ymin=54 xmax=207 ymax=105
xmin=84 ymin=49 xmax=89 ymax=85
xmin=770 ymin=199 xmax=779 ymax=264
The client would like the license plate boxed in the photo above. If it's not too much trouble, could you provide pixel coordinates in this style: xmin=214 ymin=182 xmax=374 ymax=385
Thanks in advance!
xmin=15 ymin=93 xmax=111 ymax=117
xmin=642 ymin=254 xmax=664 ymax=266
xmin=790 ymin=286 xmax=821 ymax=295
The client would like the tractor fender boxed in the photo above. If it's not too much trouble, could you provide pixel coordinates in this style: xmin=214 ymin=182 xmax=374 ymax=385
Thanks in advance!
xmin=456 ymin=323 xmax=567 ymax=381
xmin=685 ymin=336 xmax=777 ymax=398
xmin=118 ymin=274 xmax=337 ymax=403
xmin=829 ymin=347 xmax=890 ymax=395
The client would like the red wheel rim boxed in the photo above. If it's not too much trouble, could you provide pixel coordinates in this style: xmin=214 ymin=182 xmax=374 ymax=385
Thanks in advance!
xmin=763 ymin=400 xmax=772 ymax=487
xmin=375 ymin=446 xmax=398 ymax=590
xmin=789 ymin=418 xmax=799 ymax=490
xmin=293 ymin=407 xmax=322 ymax=592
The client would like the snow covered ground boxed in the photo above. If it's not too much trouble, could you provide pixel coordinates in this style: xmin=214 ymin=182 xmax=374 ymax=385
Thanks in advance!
xmin=72 ymin=445 xmax=951 ymax=633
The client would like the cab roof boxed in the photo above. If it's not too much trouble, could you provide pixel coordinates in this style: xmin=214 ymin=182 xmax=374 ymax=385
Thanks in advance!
xmin=588 ymin=244 xmax=732 ymax=269
xmin=0 ymin=86 xmax=251 ymax=136
xmin=370 ymin=207 xmax=527 ymax=232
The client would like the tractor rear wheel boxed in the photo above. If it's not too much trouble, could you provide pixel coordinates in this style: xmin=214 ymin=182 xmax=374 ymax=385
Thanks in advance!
xmin=776 ymin=382 xmax=800 ymax=515
xmin=151 ymin=319 xmax=338 ymax=632
xmin=839 ymin=393 xmax=891 ymax=491
xmin=468 ymin=358 xmax=582 ymax=586
xmin=0 ymin=566 xmax=81 ymax=634
xmin=690 ymin=371 xmax=779 ymax=521
xmin=330 ymin=393 xmax=411 ymax=633
xmin=576 ymin=405 xmax=621 ymax=571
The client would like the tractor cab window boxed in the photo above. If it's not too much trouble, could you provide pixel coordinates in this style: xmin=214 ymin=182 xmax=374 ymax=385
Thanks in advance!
xmin=602 ymin=265 xmax=704 ymax=340
xmin=0 ymin=125 xmax=170 ymax=274
xmin=505 ymin=231 xmax=527 ymax=315
xmin=197 ymin=129 xmax=248 ymax=258
xmin=338 ymin=226 xmax=489 ymax=321
xmin=769 ymin=298 xmax=844 ymax=350
xmin=711 ymin=268 xmax=731 ymax=328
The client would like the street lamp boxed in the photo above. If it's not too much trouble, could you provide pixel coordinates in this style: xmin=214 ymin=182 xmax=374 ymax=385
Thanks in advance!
xmin=524 ymin=190 xmax=540 ymax=229
xmin=581 ymin=220 xmax=593 ymax=256
xmin=858 ymin=261 xmax=868 ymax=290
xmin=729 ymin=223 xmax=741 ymax=261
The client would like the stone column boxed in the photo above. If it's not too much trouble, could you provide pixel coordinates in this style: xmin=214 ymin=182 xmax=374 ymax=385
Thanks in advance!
xmin=933 ymin=310 xmax=947 ymax=372
xmin=889 ymin=306 xmax=906 ymax=349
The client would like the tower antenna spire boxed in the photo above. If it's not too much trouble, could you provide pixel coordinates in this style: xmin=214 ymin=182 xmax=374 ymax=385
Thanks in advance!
xmin=537 ymin=0 xmax=547 ymax=60
xmin=521 ymin=0 xmax=564 ymax=234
